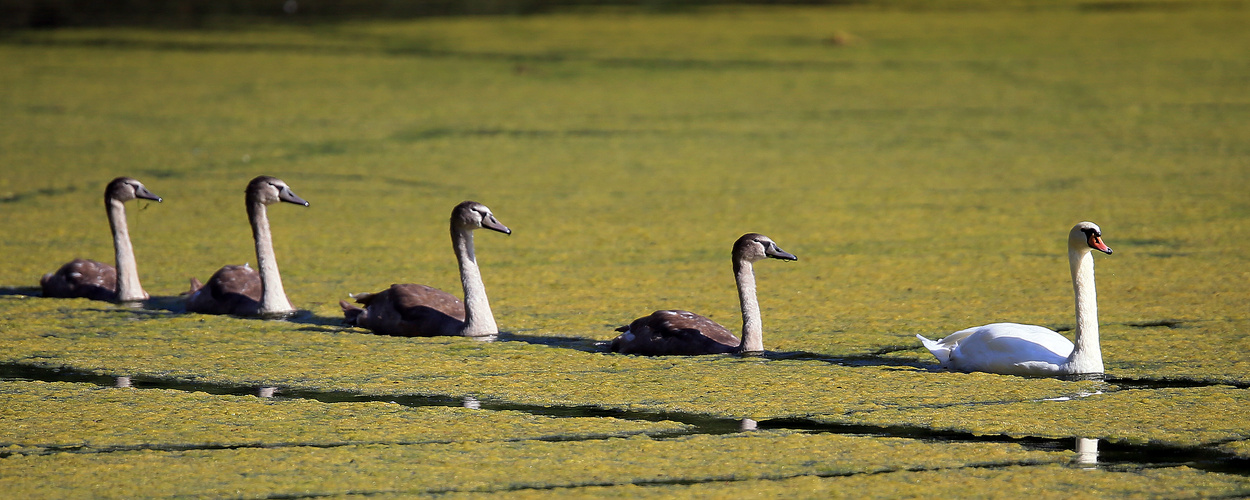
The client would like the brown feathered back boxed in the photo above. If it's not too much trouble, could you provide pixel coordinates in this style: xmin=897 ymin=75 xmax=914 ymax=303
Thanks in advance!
xmin=340 ymin=284 xmax=467 ymax=337
xmin=186 ymin=265 xmax=262 ymax=315
xmin=610 ymin=310 xmax=740 ymax=356
xmin=41 ymin=259 xmax=118 ymax=301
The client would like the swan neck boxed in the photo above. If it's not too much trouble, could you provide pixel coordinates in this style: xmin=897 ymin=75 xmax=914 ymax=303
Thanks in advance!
xmin=249 ymin=201 xmax=293 ymax=314
xmin=1066 ymin=247 xmax=1103 ymax=374
xmin=734 ymin=259 xmax=764 ymax=354
xmin=455 ymin=227 xmax=497 ymax=336
xmin=108 ymin=198 xmax=146 ymax=302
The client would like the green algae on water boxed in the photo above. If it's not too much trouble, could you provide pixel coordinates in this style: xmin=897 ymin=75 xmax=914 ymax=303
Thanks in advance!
xmin=1218 ymin=439 xmax=1250 ymax=460
xmin=0 ymin=380 xmax=691 ymax=455
xmin=1 ymin=2 xmax=1249 ymax=497
xmin=0 ymin=296 xmax=1243 ymax=450
xmin=420 ymin=465 xmax=1250 ymax=500
xmin=0 ymin=297 xmax=1108 ymax=420
xmin=0 ymin=431 xmax=1067 ymax=498
xmin=828 ymin=386 xmax=1250 ymax=448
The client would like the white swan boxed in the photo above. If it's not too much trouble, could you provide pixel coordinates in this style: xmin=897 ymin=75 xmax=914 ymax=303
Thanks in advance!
xmin=610 ymin=233 xmax=797 ymax=356
xmin=186 ymin=176 xmax=308 ymax=317
xmin=340 ymin=201 xmax=511 ymax=337
xmin=41 ymin=177 xmax=163 ymax=302
xmin=917 ymin=221 xmax=1113 ymax=377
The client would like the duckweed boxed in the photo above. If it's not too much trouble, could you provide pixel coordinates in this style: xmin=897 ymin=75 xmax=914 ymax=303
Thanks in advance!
xmin=1219 ymin=439 xmax=1250 ymax=460
xmin=0 ymin=297 xmax=1109 ymax=421
xmin=0 ymin=380 xmax=691 ymax=455
xmin=2 ymin=1 xmax=1249 ymax=496
xmin=828 ymin=386 xmax=1250 ymax=448
xmin=422 ymin=465 xmax=1250 ymax=499
xmin=0 ymin=432 xmax=1066 ymax=498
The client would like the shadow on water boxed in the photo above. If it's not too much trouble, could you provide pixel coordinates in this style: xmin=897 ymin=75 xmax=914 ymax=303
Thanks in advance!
xmin=1107 ymin=375 xmax=1249 ymax=390
xmin=294 ymin=172 xmax=460 ymax=192
xmin=0 ymin=35 xmax=1021 ymax=74
xmin=281 ymin=309 xmax=363 ymax=328
xmin=494 ymin=336 xmax=1250 ymax=390
xmin=0 ymin=184 xmax=82 ymax=204
xmin=10 ymin=294 xmax=1248 ymax=390
xmin=767 ymin=348 xmax=933 ymax=370
xmin=137 ymin=295 xmax=188 ymax=313
xmin=0 ymin=286 xmax=40 ymax=297
xmin=2 ymin=362 xmax=1246 ymax=475
xmin=757 ymin=418 xmax=1250 ymax=475
xmin=103 ymin=298 xmax=356 ymax=330
xmin=0 ymin=362 xmax=743 ymax=438
xmin=6 ymin=292 xmax=386 ymax=332
xmin=496 ymin=332 xmax=937 ymax=369
xmin=497 ymin=332 xmax=607 ymax=353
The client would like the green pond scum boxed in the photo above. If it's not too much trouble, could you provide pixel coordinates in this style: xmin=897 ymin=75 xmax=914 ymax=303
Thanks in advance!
xmin=2 ymin=0 xmax=1249 ymax=497
xmin=0 ymin=380 xmax=693 ymax=455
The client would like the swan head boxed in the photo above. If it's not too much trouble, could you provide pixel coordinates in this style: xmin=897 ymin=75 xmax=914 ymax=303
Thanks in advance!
xmin=734 ymin=233 xmax=798 ymax=263
xmin=247 ymin=176 xmax=309 ymax=207
xmin=1070 ymin=221 xmax=1112 ymax=255
xmin=454 ymin=200 xmax=511 ymax=235
xmin=107 ymin=177 xmax=162 ymax=204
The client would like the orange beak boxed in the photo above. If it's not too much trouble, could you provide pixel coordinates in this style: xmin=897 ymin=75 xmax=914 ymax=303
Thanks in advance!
xmin=1088 ymin=234 xmax=1113 ymax=254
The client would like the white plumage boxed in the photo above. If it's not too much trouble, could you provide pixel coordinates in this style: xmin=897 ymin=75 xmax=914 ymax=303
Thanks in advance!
xmin=917 ymin=222 xmax=1113 ymax=377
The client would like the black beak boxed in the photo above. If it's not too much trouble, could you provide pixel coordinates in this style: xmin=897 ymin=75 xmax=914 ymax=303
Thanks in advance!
xmin=767 ymin=245 xmax=798 ymax=261
xmin=482 ymin=215 xmax=511 ymax=235
xmin=279 ymin=187 xmax=309 ymax=207
xmin=136 ymin=186 xmax=162 ymax=203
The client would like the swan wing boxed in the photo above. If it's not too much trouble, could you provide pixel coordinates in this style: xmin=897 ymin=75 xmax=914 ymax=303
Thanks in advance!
xmin=41 ymin=259 xmax=117 ymax=301
xmin=186 ymin=265 xmax=261 ymax=315
xmin=610 ymin=310 xmax=739 ymax=356
xmin=916 ymin=334 xmax=952 ymax=365
xmin=386 ymin=284 xmax=466 ymax=320
xmin=347 ymin=284 xmax=467 ymax=337
xmin=946 ymin=323 xmax=1073 ymax=376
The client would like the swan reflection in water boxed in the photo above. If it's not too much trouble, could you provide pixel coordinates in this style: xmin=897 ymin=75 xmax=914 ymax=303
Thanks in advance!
xmin=257 ymin=387 xmax=277 ymax=398
xmin=463 ymin=396 xmax=481 ymax=409
xmin=1074 ymin=437 xmax=1099 ymax=467
xmin=740 ymin=418 xmax=758 ymax=431
xmin=115 ymin=376 xmax=132 ymax=388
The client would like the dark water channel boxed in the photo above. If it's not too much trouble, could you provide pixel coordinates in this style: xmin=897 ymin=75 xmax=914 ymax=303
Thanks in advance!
xmin=3 ymin=363 xmax=1246 ymax=477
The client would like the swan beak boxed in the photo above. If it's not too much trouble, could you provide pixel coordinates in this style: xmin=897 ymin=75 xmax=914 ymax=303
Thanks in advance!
xmin=767 ymin=246 xmax=798 ymax=261
xmin=1088 ymin=235 xmax=1112 ymax=255
xmin=279 ymin=188 xmax=310 ymax=207
xmin=136 ymin=186 xmax=162 ymax=203
xmin=482 ymin=216 xmax=511 ymax=235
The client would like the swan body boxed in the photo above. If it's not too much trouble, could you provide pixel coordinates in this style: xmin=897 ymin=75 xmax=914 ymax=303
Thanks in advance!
xmin=917 ymin=221 xmax=1113 ymax=376
xmin=610 ymin=233 xmax=797 ymax=356
xmin=186 ymin=264 xmax=262 ymax=316
xmin=341 ymin=201 xmax=511 ymax=337
xmin=187 ymin=176 xmax=308 ymax=317
xmin=41 ymin=177 xmax=163 ymax=302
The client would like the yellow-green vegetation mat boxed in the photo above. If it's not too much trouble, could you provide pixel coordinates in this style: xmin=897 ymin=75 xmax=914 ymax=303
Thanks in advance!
xmin=2 ymin=0 xmax=1249 ymax=497
xmin=0 ymin=424 xmax=1066 ymax=498
xmin=0 ymin=380 xmax=693 ymax=455
xmin=427 ymin=466 xmax=1250 ymax=500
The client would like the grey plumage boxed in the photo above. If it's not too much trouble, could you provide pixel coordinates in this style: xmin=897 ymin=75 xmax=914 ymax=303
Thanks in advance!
xmin=41 ymin=177 xmax=162 ymax=302
xmin=610 ymin=233 xmax=797 ymax=356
